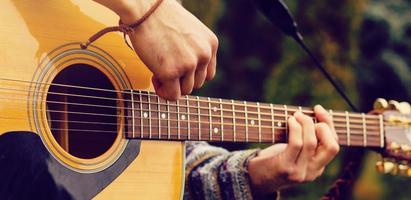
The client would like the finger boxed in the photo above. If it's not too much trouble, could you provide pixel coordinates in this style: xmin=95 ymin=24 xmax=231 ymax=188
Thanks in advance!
xmin=294 ymin=111 xmax=317 ymax=175
xmin=152 ymin=76 xmax=181 ymax=100
xmin=206 ymin=48 xmax=217 ymax=80
xmin=314 ymin=105 xmax=338 ymax=141
xmin=283 ymin=116 xmax=303 ymax=164
xmin=194 ymin=67 xmax=207 ymax=89
xmin=193 ymin=48 xmax=210 ymax=89
xmin=180 ymin=70 xmax=195 ymax=95
xmin=311 ymin=123 xmax=340 ymax=169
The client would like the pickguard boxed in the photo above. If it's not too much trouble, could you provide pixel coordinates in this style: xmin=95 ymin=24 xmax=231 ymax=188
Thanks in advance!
xmin=0 ymin=132 xmax=140 ymax=200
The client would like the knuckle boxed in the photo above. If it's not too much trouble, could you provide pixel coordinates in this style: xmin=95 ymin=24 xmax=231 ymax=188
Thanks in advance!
xmin=181 ymin=87 xmax=193 ymax=95
xmin=292 ymin=140 xmax=303 ymax=150
xmin=305 ymin=175 xmax=316 ymax=182
xmin=305 ymin=140 xmax=317 ymax=151
xmin=209 ymin=33 xmax=219 ymax=50
xmin=302 ymin=115 xmax=314 ymax=124
xmin=182 ymin=59 xmax=197 ymax=72
xmin=324 ymin=142 xmax=339 ymax=156
xmin=156 ymin=69 xmax=179 ymax=81
xmin=197 ymin=48 xmax=212 ymax=65
xmin=291 ymin=120 xmax=302 ymax=132
xmin=318 ymin=122 xmax=330 ymax=131
xmin=288 ymin=173 xmax=305 ymax=183
xmin=329 ymin=143 xmax=340 ymax=155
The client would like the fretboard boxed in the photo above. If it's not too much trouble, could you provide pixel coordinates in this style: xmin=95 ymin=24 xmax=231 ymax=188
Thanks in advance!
xmin=123 ymin=90 xmax=384 ymax=148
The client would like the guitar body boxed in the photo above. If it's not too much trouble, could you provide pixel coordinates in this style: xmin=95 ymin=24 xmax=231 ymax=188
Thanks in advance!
xmin=0 ymin=0 xmax=185 ymax=199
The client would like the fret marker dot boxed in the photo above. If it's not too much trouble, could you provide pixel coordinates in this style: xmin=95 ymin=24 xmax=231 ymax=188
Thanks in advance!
xmin=181 ymin=115 xmax=186 ymax=120
xmin=213 ymin=127 xmax=219 ymax=134
xmin=250 ymin=120 xmax=255 ymax=125
xmin=277 ymin=122 xmax=282 ymax=127
xmin=143 ymin=112 xmax=148 ymax=118
xmin=161 ymin=113 xmax=166 ymax=119
xmin=213 ymin=107 xmax=218 ymax=112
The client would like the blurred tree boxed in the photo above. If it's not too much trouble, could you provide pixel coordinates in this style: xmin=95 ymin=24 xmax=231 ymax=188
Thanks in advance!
xmin=183 ymin=0 xmax=411 ymax=199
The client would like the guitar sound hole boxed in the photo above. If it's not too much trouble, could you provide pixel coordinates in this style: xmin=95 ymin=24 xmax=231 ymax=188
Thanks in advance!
xmin=46 ymin=64 xmax=118 ymax=159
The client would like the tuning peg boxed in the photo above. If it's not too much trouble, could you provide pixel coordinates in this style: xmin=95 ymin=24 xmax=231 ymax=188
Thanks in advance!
xmin=398 ymin=163 xmax=410 ymax=176
xmin=374 ymin=98 xmax=388 ymax=110
xmin=389 ymin=142 xmax=401 ymax=153
xmin=388 ymin=100 xmax=401 ymax=111
xmin=401 ymin=144 xmax=411 ymax=155
xmin=399 ymin=102 xmax=411 ymax=114
xmin=376 ymin=160 xmax=397 ymax=174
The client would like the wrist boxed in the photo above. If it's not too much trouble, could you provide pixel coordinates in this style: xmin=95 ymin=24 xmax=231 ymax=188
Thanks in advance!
xmin=94 ymin=0 xmax=159 ymax=24
xmin=118 ymin=0 xmax=158 ymax=24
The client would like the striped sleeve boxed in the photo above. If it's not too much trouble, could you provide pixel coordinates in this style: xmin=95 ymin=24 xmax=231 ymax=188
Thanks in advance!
xmin=184 ymin=142 xmax=277 ymax=200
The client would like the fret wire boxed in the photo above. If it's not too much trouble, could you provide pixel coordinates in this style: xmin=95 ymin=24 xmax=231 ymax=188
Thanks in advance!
xmin=177 ymin=99 xmax=180 ymax=140
xmin=186 ymin=96 xmax=191 ymax=140
xmin=157 ymin=96 xmax=161 ymax=139
xmin=197 ymin=96 xmax=201 ymax=141
xmin=244 ymin=101 xmax=249 ymax=143
xmin=167 ymin=100 xmax=171 ymax=140
xmin=271 ymin=103 xmax=275 ymax=143
xmin=43 ymin=101 xmax=383 ymax=131
xmin=379 ymin=115 xmax=384 ymax=148
xmin=284 ymin=105 xmax=288 ymax=140
xmin=130 ymin=116 xmax=381 ymax=133
xmin=125 ymin=125 xmax=383 ymax=146
xmin=362 ymin=113 xmax=366 ymax=147
xmin=334 ymin=123 xmax=379 ymax=129
xmin=121 ymin=107 xmax=384 ymax=130
xmin=345 ymin=111 xmax=350 ymax=146
xmin=131 ymin=90 xmax=136 ymax=138
xmin=232 ymin=99 xmax=236 ymax=142
xmin=220 ymin=98 xmax=224 ymax=142
xmin=126 ymin=92 xmax=384 ymax=119
xmin=128 ymin=106 xmax=381 ymax=126
xmin=124 ymin=101 xmax=380 ymax=125
xmin=329 ymin=110 xmax=334 ymax=139
xmin=257 ymin=102 xmax=262 ymax=143
xmin=139 ymin=91 xmax=143 ymax=138
xmin=128 ymin=126 xmax=381 ymax=138
xmin=128 ymin=106 xmax=382 ymax=127
xmin=208 ymin=97 xmax=212 ymax=141
xmin=129 ymin=123 xmax=383 ymax=136
xmin=148 ymin=92 xmax=152 ymax=139
xmin=129 ymin=93 xmax=381 ymax=119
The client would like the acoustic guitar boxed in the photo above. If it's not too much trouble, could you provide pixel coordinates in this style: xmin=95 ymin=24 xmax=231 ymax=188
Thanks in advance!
xmin=0 ymin=0 xmax=410 ymax=199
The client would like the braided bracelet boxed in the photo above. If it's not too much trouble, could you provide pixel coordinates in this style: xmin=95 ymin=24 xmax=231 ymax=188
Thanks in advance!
xmin=80 ymin=0 xmax=164 ymax=49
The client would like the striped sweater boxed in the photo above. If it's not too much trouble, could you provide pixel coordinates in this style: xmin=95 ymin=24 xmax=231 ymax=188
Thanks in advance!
xmin=184 ymin=142 xmax=278 ymax=200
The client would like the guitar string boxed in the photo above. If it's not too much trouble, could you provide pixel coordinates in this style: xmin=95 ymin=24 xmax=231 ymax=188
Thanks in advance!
xmin=0 ymin=97 xmax=379 ymax=129
xmin=0 ymin=115 xmax=385 ymax=138
xmin=0 ymin=87 xmax=382 ymax=123
xmin=0 ymin=79 xmax=381 ymax=119
xmin=0 ymin=111 xmax=383 ymax=135
xmin=0 ymin=85 xmax=379 ymax=120
xmin=0 ymin=76 xmax=386 ymax=119
xmin=43 ymin=126 xmax=383 ymax=142
xmin=0 ymin=104 xmax=383 ymax=131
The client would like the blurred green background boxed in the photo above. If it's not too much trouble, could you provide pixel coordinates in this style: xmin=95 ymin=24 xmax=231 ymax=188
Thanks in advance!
xmin=183 ymin=0 xmax=411 ymax=199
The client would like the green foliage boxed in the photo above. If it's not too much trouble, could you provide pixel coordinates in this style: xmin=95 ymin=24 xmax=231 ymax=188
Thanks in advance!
xmin=184 ymin=0 xmax=411 ymax=199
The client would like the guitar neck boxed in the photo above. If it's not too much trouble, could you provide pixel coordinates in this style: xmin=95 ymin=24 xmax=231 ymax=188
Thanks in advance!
xmin=123 ymin=90 xmax=384 ymax=148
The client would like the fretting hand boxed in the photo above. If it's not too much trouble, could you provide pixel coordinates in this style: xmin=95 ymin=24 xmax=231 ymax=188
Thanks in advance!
xmin=247 ymin=105 xmax=340 ymax=195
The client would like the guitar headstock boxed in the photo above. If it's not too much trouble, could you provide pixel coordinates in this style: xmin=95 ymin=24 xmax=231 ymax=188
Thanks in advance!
xmin=373 ymin=98 xmax=411 ymax=177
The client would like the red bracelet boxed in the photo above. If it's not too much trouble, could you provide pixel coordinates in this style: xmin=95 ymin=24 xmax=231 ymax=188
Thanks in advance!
xmin=81 ymin=0 xmax=164 ymax=49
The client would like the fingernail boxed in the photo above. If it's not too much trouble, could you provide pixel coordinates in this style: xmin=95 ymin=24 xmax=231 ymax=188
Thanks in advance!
xmin=293 ymin=111 xmax=302 ymax=117
xmin=314 ymin=104 xmax=325 ymax=112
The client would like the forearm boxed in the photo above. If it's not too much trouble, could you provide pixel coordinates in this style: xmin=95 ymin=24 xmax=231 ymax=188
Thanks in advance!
xmin=93 ymin=0 xmax=158 ymax=24
xmin=185 ymin=142 xmax=276 ymax=200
